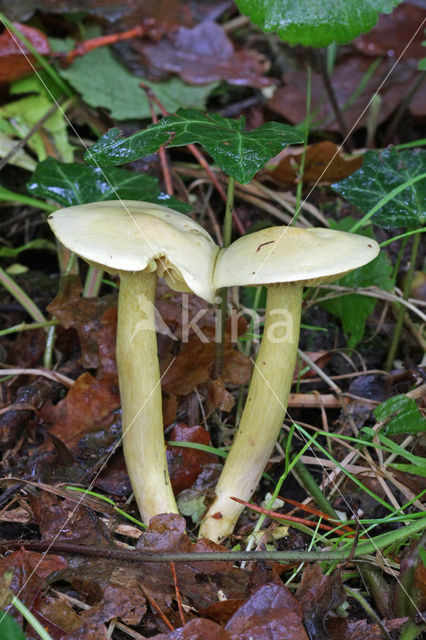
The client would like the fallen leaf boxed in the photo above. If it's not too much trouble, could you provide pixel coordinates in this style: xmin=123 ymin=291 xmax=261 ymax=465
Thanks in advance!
xmin=39 ymin=371 xmax=120 ymax=450
xmin=152 ymin=618 xmax=232 ymax=639
xmin=355 ymin=3 xmax=426 ymax=61
xmin=0 ymin=549 xmax=66 ymax=611
xmin=30 ymin=492 xmax=115 ymax=547
xmin=161 ymin=328 xmax=252 ymax=397
xmin=269 ymin=142 xmax=363 ymax=184
xmin=47 ymin=275 xmax=117 ymax=374
xmin=0 ymin=22 xmax=50 ymax=83
xmin=225 ymin=582 xmax=308 ymax=640
xmin=134 ymin=21 xmax=272 ymax=88
xmin=296 ymin=564 xmax=346 ymax=640
xmin=166 ymin=423 xmax=218 ymax=494
xmin=268 ymin=56 xmax=418 ymax=133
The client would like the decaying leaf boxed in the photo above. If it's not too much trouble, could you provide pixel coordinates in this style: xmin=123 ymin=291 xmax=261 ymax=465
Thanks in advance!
xmin=269 ymin=142 xmax=363 ymax=184
xmin=134 ymin=21 xmax=272 ymax=88
xmin=166 ymin=423 xmax=218 ymax=494
xmin=0 ymin=22 xmax=50 ymax=83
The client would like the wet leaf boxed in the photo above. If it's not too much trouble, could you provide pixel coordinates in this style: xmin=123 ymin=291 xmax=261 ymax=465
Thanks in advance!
xmin=59 ymin=46 xmax=217 ymax=120
xmin=135 ymin=21 xmax=273 ymax=88
xmin=30 ymin=492 xmax=115 ymax=547
xmin=0 ymin=550 xmax=66 ymax=611
xmin=296 ymin=565 xmax=346 ymax=640
xmin=27 ymin=158 xmax=191 ymax=212
xmin=268 ymin=56 xmax=417 ymax=133
xmin=0 ymin=22 xmax=50 ymax=83
xmin=85 ymin=108 xmax=304 ymax=184
xmin=373 ymin=394 xmax=426 ymax=436
xmin=269 ymin=142 xmax=363 ymax=184
xmin=234 ymin=0 xmax=401 ymax=47
xmin=39 ymin=372 xmax=120 ymax=450
xmin=152 ymin=618 xmax=231 ymax=639
xmin=166 ymin=423 xmax=218 ymax=494
xmin=321 ymin=218 xmax=393 ymax=348
xmin=47 ymin=275 xmax=117 ymax=372
xmin=355 ymin=3 xmax=426 ymax=61
xmin=161 ymin=328 xmax=252 ymax=396
xmin=225 ymin=582 xmax=308 ymax=640
xmin=332 ymin=148 xmax=426 ymax=228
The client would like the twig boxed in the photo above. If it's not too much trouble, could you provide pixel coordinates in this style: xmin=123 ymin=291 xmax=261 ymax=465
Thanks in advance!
xmin=170 ymin=561 xmax=186 ymax=627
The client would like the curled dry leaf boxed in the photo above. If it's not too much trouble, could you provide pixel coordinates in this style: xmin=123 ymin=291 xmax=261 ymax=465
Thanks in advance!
xmin=134 ymin=21 xmax=273 ymax=88
xmin=269 ymin=142 xmax=363 ymax=185
xmin=0 ymin=22 xmax=50 ymax=83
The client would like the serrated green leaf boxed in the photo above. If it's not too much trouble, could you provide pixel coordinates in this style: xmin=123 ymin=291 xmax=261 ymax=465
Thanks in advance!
xmin=85 ymin=108 xmax=304 ymax=184
xmin=373 ymin=394 xmax=426 ymax=435
xmin=321 ymin=218 xmax=393 ymax=347
xmin=59 ymin=46 xmax=217 ymax=121
xmin=235 ymin=0 xmax=401 ymax=47
xmin=27 ymin=158 xmax=191 ymax=212
xmin=0 ymin=611 xmax=25 ymax=640
xmin=332 ymin=148 xmax=426 ymax=228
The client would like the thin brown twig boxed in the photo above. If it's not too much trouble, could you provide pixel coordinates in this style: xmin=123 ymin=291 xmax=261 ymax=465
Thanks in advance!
xmin=170 ymin=561 xmax=186 ymax=626
xmin=142 ymin=85 xmax=173 ymax=196
xmin=139 ymin=584 xmax=174 ymax=631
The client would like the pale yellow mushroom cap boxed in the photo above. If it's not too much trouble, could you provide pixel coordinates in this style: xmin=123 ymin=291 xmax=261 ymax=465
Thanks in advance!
xmin=214 ymin=226 xmax=379 ymax=289
xmin=48 ymin=200 xmax=219 ymax=303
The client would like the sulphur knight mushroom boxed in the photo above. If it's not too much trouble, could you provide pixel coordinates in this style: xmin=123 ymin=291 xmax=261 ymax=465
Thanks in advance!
xmin=48 ymin=200 xmax=218 ymax=524
xmin=199 ymin=226 xmax=379 ymax=541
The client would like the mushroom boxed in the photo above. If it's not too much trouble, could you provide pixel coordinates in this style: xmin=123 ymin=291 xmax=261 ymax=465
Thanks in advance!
xmin=48 ymin=200 xmax=219 ymax=524
xmin=199 ymin=226 xmax=379 ymax=541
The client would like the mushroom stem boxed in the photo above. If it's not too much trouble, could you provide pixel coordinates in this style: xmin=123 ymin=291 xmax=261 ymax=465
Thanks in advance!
xmin=117 ymin=271 xmax=178 ymax=523
xmin=199 ymin=283 xmax=303 ymax=541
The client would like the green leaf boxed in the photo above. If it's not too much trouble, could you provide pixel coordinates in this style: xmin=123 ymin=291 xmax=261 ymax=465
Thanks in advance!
xmin=419 ymin=57 xmax=426 ymax=71
xmin=0 ymin=93 xmax=73 ymax=162
xmin=373 ymin=394 xmax=426 ymax=436
xmin=332 ymin=148 xmax=426 ymax=228
xmin=0 ymin=239 xmax=55 ymax=258
xmin=27 ymin=158 xmax=191 ymax=212
xmin=234 ymin=0 xmax=401 ymax=47
xmin=0 ymin=611 xmax=25 ymax=640
xmin=387 ymin=463 xmax=426 ymax=477
xmin=0 ymin=131 xmax=36 ymax=172
xmin=85 ymin=108 xmax=304 ymax=184
xmin=59 ymin=46 xmax=217 ymax=121
xmin=321 ymin=218 xmax=393 ymax=348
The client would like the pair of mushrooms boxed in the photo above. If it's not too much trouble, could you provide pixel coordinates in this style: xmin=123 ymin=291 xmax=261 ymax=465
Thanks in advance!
xmin=48 ymin=201 xmax=379 ymax=542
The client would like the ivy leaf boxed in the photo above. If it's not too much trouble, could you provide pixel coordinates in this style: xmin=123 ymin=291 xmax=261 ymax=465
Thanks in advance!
xmin=321 ymin=218 xmax=393 ymax=348
xmin=59 ymin=46 xmax=217 ymax=120
xmin=234 ymin=0 xmax=401 ymax=47
xmin=85 ymin=108 xmax=304 ymax=184
xmin=374 ymin=395 xmax=426 ymax=435
xmin=27 ymin=158 xmax=190 ymax=212
xmin=332 ymin=148 xmax=426 ymax=228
